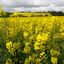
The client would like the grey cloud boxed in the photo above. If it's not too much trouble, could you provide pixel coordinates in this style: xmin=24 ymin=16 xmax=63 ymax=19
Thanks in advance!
xmin=0 ymin=0 xmax=64 ymax=12
xmin=3 ymin=6 xmax=64 ymax=12
xmin=1 ymin=0 xmax=64 ymax=7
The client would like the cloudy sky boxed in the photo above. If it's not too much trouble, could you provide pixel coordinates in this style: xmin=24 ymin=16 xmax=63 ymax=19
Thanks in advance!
xmin=0 ymin=0 xmax=64 ymax=12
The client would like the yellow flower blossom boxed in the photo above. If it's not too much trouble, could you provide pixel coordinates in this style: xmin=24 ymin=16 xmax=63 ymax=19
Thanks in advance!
xmin=51 ymin=57 xmax=58 ymax=64
xmin=42 ymin=33 xmax=49 ymax=41
xmin=40 ymin=52 xmax=45 ymax=59
xmin=23 ymin=31 xmax=28 ymax=37
xmin=34 ymin=41 xmax=42 ymax=50
xmin=36 ymin=34 xmax=42 ymax=41
xmin=40 ymin=52 xmax=45 ymax=56
xmin=8 ymin=27 xmax=15 ymax=37
xmin=61 ymin=32 xmax=64 ymax=38
xmin=24 ymin=46 xmax=30 ymax=53
xmin=36 ymin=33 xmax=48 ymax=42
xmin=6 ymin=41 xmax=12 ymax=50
xmin=60 ymin=25 xmax=64 ymax=32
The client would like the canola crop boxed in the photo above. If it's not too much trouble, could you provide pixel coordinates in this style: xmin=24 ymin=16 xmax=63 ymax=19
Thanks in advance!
xmin=0 ymin=16 xmax=64 ymax=64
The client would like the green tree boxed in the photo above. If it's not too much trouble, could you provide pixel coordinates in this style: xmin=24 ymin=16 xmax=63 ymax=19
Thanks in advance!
xmin=0 ymin=6 xmax=9 ymax=17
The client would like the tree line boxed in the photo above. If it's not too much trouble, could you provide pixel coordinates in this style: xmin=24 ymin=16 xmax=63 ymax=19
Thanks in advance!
xmin=0 ymin=8 xmax=64 ymax=17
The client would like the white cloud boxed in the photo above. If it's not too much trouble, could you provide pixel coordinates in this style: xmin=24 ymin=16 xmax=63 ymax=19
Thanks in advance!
xmin=0 ymin=0 xmax=64 ymax=12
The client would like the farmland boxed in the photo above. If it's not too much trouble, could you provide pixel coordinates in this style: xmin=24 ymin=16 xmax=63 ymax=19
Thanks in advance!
xmin=0 ymin=16 xmax=64 ymax=64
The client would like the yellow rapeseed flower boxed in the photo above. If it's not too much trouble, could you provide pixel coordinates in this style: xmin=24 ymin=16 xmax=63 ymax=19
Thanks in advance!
xmin=40 ymin=52 xmax=45 ymax=56
xmin=40 ymin=52 xmax=45 ymax=59
xmin=36 ymin=34 xmax=42 ymax=41
xmin=36 ymin=33 xmax=48 ymax=42
xmin=23 ymin=31 xmax=28 ymax=37
xmin=51 ymin=57 xmax=58 ymax=64
xmin=42 ymin=33 xmax=49 ymax=41
xmin=60 ymin=25 xmax=64 ymax=32
xmin=8 ymin=27 xmax=15 ymax=37
xmin=6 ymin=41 xmax=12 ymax=50
xmin=61 ymin=32 xmax=64 ymax=38
xmin=24 ymin=46 xmax=30 ymax=53
xmin=34 ymin=41 xmax=41 ymax=50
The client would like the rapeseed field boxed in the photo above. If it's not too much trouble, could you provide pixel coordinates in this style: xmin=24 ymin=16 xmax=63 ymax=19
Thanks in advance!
xmin=0 ymin=16 xmax=64 ymax=64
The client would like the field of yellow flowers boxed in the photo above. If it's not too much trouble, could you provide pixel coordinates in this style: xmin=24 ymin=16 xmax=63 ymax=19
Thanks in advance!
xmin=0 ymin=16 xmax=64 ymax=64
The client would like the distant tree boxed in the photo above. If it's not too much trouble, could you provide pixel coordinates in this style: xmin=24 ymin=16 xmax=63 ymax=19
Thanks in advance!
xmin=0 ymin=6 xmax=3 ymax=17
xmin=49 ymin=11 xmax=64 ymax=16
xmin=0 ymin=5 xmax=9 ymax=17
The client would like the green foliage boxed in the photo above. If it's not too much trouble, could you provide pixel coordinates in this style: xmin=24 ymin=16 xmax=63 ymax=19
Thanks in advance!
xmin=0 ymin=6 xmax=9 ymax=17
